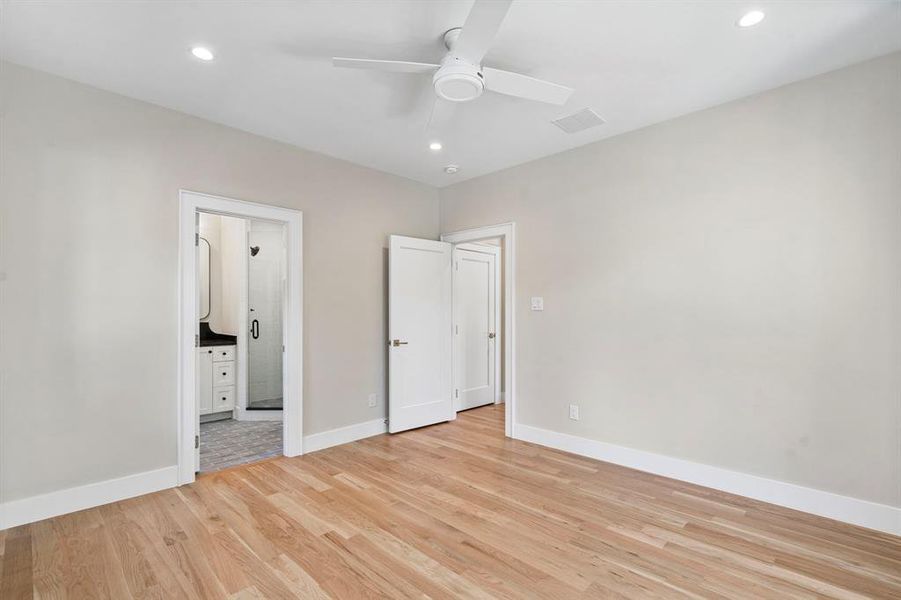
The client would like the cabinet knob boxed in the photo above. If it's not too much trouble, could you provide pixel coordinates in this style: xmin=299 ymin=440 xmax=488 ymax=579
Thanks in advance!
xmin=207 ymin=350 xmax=212 ymax=354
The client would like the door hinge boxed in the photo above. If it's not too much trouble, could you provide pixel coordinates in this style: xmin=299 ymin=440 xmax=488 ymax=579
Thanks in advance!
xmin=195 ymin=232 xmax=199 ymax=246
xmin=195 ymin=333 xmax=200 ymax=347
xmin=194 ymin=434 xmax=199 ymax=449
xmin=455 ymin=388 xmax=459 ymax=399
xmin=455 ymin=261 xmax=459 ymax=271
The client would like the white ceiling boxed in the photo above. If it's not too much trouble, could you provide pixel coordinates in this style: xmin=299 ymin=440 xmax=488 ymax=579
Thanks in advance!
xmin=3 ymin=1 xmax=900 ymax=187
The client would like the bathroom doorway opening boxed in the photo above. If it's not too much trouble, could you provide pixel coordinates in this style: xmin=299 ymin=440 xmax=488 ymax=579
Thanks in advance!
xmin=196 ymin=213 xmax=286 ymax=472
xmin=178 ymin=190 xmax=303 ymax=485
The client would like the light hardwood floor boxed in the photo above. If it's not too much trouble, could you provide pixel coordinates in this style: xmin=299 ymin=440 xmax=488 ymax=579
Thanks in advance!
xmin=2 ymin=404 xmax=900 ymax=599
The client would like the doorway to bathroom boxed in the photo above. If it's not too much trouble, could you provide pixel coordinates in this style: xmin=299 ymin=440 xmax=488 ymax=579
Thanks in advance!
xmin=196 ymin=213 xmax=286 ymax=472
xmin=178 ymin=190 xmax=303 ymax=485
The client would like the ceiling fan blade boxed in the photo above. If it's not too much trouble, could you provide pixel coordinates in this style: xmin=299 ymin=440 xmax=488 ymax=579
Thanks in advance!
xmin=332 ymin=57 xmax=440 ymax=74
xmin=425 ymin=97 xmax=458 ymax=135
xmin=482 ymin=67 xmax=573 ymax=106
xmin=454 ymin=0 xmax=513 ymax=65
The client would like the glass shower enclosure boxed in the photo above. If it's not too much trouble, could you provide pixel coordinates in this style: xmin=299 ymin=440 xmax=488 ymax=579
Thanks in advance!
xmin=247 ymin=219 xmax=285 ymax=410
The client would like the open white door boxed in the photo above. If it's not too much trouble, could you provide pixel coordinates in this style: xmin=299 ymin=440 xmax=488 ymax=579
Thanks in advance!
xmin=453 ymin=244 xmax=498 ymax=411
xmin=388 ymin=235 xmax=453 ymax=433
xmin=194 ymin=212 xmax=201 ymax=472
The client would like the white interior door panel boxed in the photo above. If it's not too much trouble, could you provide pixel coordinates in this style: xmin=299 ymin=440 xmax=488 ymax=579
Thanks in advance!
xmin=388 ymin=235 xmax=453 ymax=433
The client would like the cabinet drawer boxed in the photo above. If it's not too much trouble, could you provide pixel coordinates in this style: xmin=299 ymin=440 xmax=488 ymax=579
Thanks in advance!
xmin=213 ymin=386 xmax=235 ymax=412
xmin=212 ymin=346 xmax=235 ymax=362
xmin=213 ymin=362 xmax=235 ymax=386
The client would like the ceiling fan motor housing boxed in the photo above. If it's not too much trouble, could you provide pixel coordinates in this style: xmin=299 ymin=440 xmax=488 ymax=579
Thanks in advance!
xmin=433 ymin=56 xmax=484 ymax=102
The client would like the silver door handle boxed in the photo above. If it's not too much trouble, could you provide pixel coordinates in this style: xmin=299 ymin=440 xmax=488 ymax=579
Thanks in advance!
xmin=391 ymin=339 xmax=408 ymax=347
xmin=488 ymin=332 xmax=496 ymax=339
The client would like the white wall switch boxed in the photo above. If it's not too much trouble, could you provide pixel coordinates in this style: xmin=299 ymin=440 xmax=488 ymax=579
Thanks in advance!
xmin=530 ymin=296 xmax=544 ymax=311
xmin=569 ymin=404 xmax=580 ymax=420
xmin=368 ymin=393 xmax=377 ymax=408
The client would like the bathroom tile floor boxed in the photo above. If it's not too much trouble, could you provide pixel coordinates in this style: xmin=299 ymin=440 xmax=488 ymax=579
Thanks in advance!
xmin=199 ymin=419 xmax=282 ymax=472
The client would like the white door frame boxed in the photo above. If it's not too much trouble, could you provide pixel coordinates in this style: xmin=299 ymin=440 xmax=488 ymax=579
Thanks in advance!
xmin=177 ymin=190 xmax=303 ymax=485
xmin=441 ymin=223 xmax=516 ymax=438
xmin=453 ymin=243 xmax=502 ymax=409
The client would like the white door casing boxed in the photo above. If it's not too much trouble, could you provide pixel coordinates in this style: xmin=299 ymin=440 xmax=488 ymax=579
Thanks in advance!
xmin=453 ymin=244 xmax=499 ymax=411
xmin=388 ymin=235 xmax=453 ymax=433
xmin=194 ymin=212 xmax=201 ymax=471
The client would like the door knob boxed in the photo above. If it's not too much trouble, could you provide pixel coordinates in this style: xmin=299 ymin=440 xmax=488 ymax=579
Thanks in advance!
xmin=391 ymin=339 xmax=408 ymax=347
xmin=488 ymin=332 xmax=496 ymax=339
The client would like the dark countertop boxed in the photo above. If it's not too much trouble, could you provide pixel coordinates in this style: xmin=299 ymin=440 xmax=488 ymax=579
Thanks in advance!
xmin=199 ymin=322 xmax=237 ymax=347
xmin=199 ymin=337 xmax=236 ymax=347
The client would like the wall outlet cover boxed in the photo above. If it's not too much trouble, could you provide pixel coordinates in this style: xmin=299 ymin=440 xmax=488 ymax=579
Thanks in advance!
xmin=368 ymin=393 xmax=377 ymax=408
xmin=569 ymin=404 xmax=580 ymax=420
xmin=530 ymin=296 xmax=544 ymax=311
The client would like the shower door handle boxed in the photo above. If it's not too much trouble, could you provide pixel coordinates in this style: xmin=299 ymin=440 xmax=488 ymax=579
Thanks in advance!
xmin=251 ymin=319 xmax=260 ymax=339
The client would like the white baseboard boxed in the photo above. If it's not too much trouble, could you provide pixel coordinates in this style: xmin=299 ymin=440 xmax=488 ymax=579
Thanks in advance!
xmin=0 ymin=466 xmax=178 ymax=531
xmin=12 ymin=422 xmax=892 ymax=537
xmin=303 ymin=418 xmax=387 ymax=453
xmin=515 ymin=425 xmax=901 ymax=536
xmin=0 ymin=419 xmax=389 ymax=530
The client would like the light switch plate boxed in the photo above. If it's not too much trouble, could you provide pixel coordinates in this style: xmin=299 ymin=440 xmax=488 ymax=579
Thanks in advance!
xmin=368 ymin=393 xmax=377 ymax=408
xmin=530 ymin=296 xmax=544 ymax=311
xmin=569 ymin=404 xmax=580 ymax=420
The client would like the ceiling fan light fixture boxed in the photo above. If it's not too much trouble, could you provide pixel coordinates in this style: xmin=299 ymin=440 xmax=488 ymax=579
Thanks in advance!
xmin=433 ymin=62 xmax=484 ymax=102
xmin=444 ymin=164 xmax=460 ymax=175
xmin=331 ymin=0 xmax=573 ymax=116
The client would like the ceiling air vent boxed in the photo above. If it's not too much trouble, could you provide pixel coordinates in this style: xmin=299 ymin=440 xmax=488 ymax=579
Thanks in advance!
xmin=552 ymin=108 xmax=605 ymax=134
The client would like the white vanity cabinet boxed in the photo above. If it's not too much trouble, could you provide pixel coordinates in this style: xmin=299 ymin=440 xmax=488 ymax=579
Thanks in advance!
xmin=197 ymin=345 xmax=237 ymax=415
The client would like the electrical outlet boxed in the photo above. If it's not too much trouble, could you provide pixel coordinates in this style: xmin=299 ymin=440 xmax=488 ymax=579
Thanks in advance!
xmin=531 ymin=296 xmax=544 ymax=311
xmin=568 ymin=404 xmax=580 ymax=421
xmin=368 ymin=393 xmax=377 ymax=408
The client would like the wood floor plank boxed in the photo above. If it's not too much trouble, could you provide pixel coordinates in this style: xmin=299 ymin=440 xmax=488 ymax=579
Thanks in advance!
xmin=3 ymin=404 xmax=900 ymax=599
xmin=0 ymin=525 xmax=33 ymax=600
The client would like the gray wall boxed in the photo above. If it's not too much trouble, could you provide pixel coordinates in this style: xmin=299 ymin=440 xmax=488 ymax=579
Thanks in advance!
xmin=0 ymin=62 xmax=439 ymax=502
xmin=440 ymin=53 xmax=901 ymax=507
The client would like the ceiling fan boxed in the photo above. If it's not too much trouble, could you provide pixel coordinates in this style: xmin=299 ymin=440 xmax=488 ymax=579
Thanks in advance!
xmin=333 ymin=0 xmax=574 ymax=129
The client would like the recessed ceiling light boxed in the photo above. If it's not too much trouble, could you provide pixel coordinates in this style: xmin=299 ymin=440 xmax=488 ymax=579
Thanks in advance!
xmin=737 ymin=10 xmax=765 ymax=28
xmin=444 ymin=164 xmax=459 ymax=174
xmin=429 ymin=141 xmax=442 ymax=151
xmin=191 ymin=46 xmax=215 ymax=61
